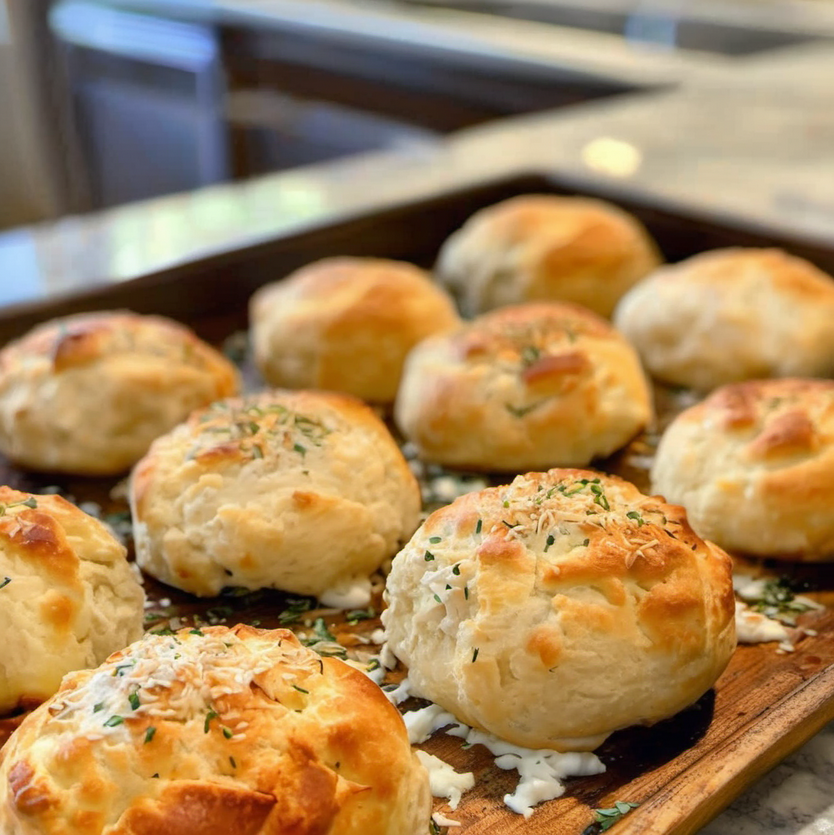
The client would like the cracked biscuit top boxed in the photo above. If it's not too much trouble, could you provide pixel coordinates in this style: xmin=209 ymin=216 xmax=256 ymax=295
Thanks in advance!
xmin=384 ymin=468 xmax=735 ymax=750
xmin=395 ymin=302 xmax=653 ymax=471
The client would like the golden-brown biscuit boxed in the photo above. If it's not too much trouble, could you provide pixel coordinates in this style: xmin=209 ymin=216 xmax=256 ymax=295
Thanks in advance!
xmin=383 ymin=469 xmax=735 ymax=750
xmin=652 ymin=378 xmax=834 ymax=559
xmin=395 ymin=302 xmax=653 ymax=471
xmin=0 ymin=625 xmax=431 ymax=835
xmin=250 ymin=258 xmax=461 ymax=403
xmin=0 ymin=311 xmax=240 ymax=475
xmin=435 ymin=195 xmax=661 ymax=318
xmin=0 ymin=487 xmax=145 ymax=715
xmin=614 ymin=248 xmax=834 ymax=391
xmin=131 ymin=390 xmax=421 ymax=605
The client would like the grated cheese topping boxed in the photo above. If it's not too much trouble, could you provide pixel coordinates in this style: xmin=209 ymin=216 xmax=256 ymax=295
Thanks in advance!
xmin=402 ymin=701 xmax=605 ymax=818
xmin=46 ymin=629 xmax=312 ymax=742
xmin=415 ymin=750 xmax=475 ymax=811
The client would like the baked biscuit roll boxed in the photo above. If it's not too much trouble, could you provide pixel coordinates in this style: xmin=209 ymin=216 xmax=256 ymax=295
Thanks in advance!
xmin=384 ymin=469 xmax=735 ymax=750
xmin=653 ymin=378 xmax=834 ymax=559
xmin=614 ymin=248 xmax=834 ymax=391
xmin=435 ymin=194 xmax=661 ymax=318
xmin=0 ymin=487 xmax=144 ymax=715
xmin=251 ymin=257 xmax=460 ymax=403
xmin=395 ymin=302 xmax=653 ymax=471
xmin=131 ymin=390 xmax=420 ymax=605
xmin=0 ymin=626 xmax=431 ymax=835
xmin=0 ymin=311 xmax=239 ymax=475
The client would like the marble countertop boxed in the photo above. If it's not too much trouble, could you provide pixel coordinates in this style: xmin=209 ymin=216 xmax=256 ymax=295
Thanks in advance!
xmin=1 ymin=4 xmax=834 ymax=833
xmin=704 ymin=722 xmax=834 ymax=835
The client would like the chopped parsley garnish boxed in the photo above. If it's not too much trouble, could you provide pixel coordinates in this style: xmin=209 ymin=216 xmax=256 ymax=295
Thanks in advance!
xmin=251 ymin=445 xmax=264 ymax=459
xmin=292 ymin=685 xmax=309 ymax=695
xmin=433 ymin=593 xmax=443 ymax=604
xmin=472 ymin=648 xmax=479 ymax=662
xmin=229 ymin=756 xmax=237 ymax=769
xmin=222 ymin=726 xmax=234 ymax=739
xmin=626 ymin=511 xmax=645 ymax=526
xmin=452 ymin=564 xmax=461 ymax=576
xmin=424 ymin=551 xmax=435 ymax=562
xmin=103 ymin=715 xmax=124 ymax=727
xmin=593 ymin=801 xmax=640 ymax=831
xmin=128 ymin=692 xmax=140 ymax=711
xmin=0 ymin=577 xmax=10 ymax=590
xmin=205 ymin=606 xmax=234 ymax=623
xmin=750 ymin=578 xmax=818 ymax=624
xmin=0 ymin=497 xmax=37 ymax=516
xmin=293 ymin=443 xmax=307 ymax=457
xmin=278 ymin=597 xmax=314 ymax=625
xmin=505 ymin=402 xmax=543 ymax=418
xmin=306 ymin=618 xmax=336 ymax=644
xmin=475 ymin=519 xmax=482 ymax=534
xmin=345 ymin=607 xmax=376 ymax=624
xmin=544 ymin=534 xmax=555 ymax=552
xmin=429 ymin=536 xmax=442 ymax=544
xmin=204 ymin=710 xmax=218 ymax=733
xmin=521 ymin=345 xmax=541 ymax=366
xmin=93 ymin=702 xmax=105 ymax=713
xmin=590 ymin=483 xmax=610 ymax=511
xmin=144 ymin=727 xmax=156 ymax=744
xmin=189 ymin=628 xmax=204 ymax=636
xmin=464 ymin=586 xmax=470 ymax=600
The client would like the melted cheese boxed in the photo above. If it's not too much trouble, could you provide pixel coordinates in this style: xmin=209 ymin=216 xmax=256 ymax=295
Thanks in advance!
xmin=415 ymin=751 xmax=475 ymax=810
xmin=401 ymin=701 xmax=605 ymax=818
xmin=734 ymin=601 xmax=790 ymax=644
xmin=319 ymin=576 xmax=372 ymax=609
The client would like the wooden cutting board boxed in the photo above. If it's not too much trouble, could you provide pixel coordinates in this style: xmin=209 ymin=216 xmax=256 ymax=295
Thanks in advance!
xmin=418 ymin=606 xmax=834 ymax=834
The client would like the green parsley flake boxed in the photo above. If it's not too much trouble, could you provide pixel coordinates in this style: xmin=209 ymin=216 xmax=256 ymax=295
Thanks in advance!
xmin=103 ymin=715 xmax=124 ymax=728
xmin=144 ymin=727 xmax=156 ymax=744
xmin=204 ymin=710 xmax=218 ymax=733
xmin=594 ymin=801 xmax=640 ymax=831
xmin=128 ymin=692 xmax=140 ymax=711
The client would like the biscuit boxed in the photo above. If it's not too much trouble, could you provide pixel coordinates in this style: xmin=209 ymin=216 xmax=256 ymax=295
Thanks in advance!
xmin=652 ymin=378 xmax=834 ymax=559
xmin=435 ymin=195 xmax=661 ymax=318
xmin=395 ymin=302 xmax=653 ymax=471
xmin=614 ymin=248 xmax=834 ymax=391
xmin=131 ymin=390 xmax=421 ymax=605
xmin=0 ymin=625 xmax=431 ymax=835
xmin=0 ymin=487 xmax=145 ymax=715
xmin=251 ymin=258 xmax=460 ymax=403
xmin=0 ymin=312 xmax=239 ymax=475
xmin=383 ymin=469 xmax=736 ymax=750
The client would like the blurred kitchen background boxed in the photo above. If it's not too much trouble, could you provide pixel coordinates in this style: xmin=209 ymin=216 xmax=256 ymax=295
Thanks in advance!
xmin=3 ymin=0 xmax=834 ymax=232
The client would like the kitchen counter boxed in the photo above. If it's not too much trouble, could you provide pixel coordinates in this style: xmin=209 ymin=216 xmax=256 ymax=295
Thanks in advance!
xmin=0 ymin=7 xmax=834 ymax=833
xmin=3 ymin=38 xmax=833 ymax=311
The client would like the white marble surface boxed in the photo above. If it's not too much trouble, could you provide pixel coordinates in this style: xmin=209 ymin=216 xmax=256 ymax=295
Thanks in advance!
xmin=704 ymin=722 xmax=834 ymax=835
